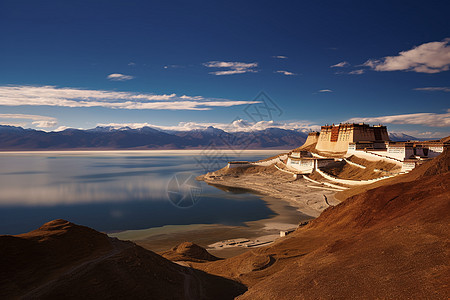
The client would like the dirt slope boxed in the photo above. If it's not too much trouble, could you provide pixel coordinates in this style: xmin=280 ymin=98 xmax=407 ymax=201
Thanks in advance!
xmin=192 ymin=150 xmax=450 ymax=299
xmin=0 ymin=219 xmax=246 ymax=299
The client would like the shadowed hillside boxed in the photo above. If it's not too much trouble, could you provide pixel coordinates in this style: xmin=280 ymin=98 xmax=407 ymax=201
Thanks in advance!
xmin=0 ymin=219 xmax=246 ymax=299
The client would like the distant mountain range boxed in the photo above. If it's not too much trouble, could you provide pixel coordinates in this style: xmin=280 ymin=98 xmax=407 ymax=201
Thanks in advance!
xmin=388 ymin=132 xmax=422 ymax=142
xmin=0 ymin=125 xmax=424 ymax=151
xmin=0 ymin=125 xmax=310 ymax=150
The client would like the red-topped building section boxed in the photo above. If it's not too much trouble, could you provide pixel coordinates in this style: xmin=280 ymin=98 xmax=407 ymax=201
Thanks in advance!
xmin=316 ymin=123 xmax=389 ymax=153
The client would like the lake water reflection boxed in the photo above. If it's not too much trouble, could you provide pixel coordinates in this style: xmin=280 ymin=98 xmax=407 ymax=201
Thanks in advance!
xmin=0 ymin=150 xmax=283 ymax=235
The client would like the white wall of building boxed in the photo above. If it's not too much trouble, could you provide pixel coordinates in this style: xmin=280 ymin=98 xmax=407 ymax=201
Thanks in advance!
xmin=253 ymin=154 xmax=288 ymax=166
xmin=401 ymin=161 xmax=416 ymax=173
xmin=428 ymin=146 xmax=444 ymax=158
xmin=286 ymin=157 xmax=315 ymax=173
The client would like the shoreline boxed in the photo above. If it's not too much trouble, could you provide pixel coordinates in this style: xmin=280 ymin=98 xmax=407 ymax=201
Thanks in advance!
xmin=200 ymin=169 xmax=340 ymax=218
xmin=109 ymin=193 xmax=311 ymax=257
xmin=111 ymin=169 xmax=340 ymax=257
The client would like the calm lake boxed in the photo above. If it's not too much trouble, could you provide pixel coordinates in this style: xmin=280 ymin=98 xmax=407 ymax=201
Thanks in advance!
xmin=0 ymin=150 xmax=284 ymax=235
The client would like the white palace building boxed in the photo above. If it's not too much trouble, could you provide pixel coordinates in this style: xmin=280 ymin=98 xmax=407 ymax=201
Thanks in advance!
xmin=285 ymin=123 xmax=448 ymax=174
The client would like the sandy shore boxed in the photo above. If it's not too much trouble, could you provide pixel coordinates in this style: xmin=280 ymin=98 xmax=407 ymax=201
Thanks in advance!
xmin=200 ymin=170 xmax=340 ymax=218
xmin=111 ymin=168 xmax=340 ymax=258
xmin=110 ymin=193 xmax=312 ymax=257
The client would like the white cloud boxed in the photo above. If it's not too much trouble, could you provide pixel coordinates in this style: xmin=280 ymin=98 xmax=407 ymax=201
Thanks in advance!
xmin=330 ymin=61 xmax=349 ymax=68
xmin=363 ymin=38 xmax=450 ymax=73
xmin=31 ymin=120 xmax=58 ymax=128
xmin=414 ymin=87 xmax=450 ymax=92
xmin=209 ymin=70 xmax=250 ymax=75
xmin=224 ymin=120 xmax=320 ymax=132
xmin=0 ymin=85 xmax=259 ymax=111
xmin=0 ymin=113 xmax=58 ymax=128
xmin=163 ymin=64 xmax=183 ymax=69
xmin=348 ymin=69 xmax=364 ymax=75
xmin=97 ymin=119 xmax=321 ymax=133
xmin=107 ymin=73 xmax=135 ymax=81
xmin=273 ymin=55 xmax=288 ymax=59
xmin=346 ymin=111 xmax=450 ymax=128
xmin=318 ymin=89 xmax=332 ymax=93
xmin=390 ymin=130 xmax=448 ymax=139
xmin=128 ymin=62 xmax=136 ymax=66
xmin=203 ymin=61 xmax=258 ymax=75
xmin=275 ymin=70 xmax=296 ymax=76
xmin=0 ymin=113 xmax=56 ymax=121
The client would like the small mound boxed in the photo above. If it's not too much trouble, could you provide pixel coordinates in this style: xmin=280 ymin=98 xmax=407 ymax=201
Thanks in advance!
xmin=161 ymin=242 xmax=220 ymax=262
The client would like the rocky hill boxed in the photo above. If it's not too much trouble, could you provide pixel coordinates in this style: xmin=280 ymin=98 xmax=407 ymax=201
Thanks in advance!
xmin=0 ymin=219 xmax=245 ymax=299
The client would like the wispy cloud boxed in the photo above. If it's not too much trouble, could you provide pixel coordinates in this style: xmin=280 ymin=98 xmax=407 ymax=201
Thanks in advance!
xmin=163 ymin=64 xmax=184 ymax=69
xmin=107 ymin=73 xmax=135 ymax=81
xmin=346 ymin=111 xmax=450 ymax=128
xmin=127 ymin=62 xmax=136 ymax=66
xmin=97 ymin=119 xmax=321 ymax=133
xmin=273 ymin=55 xmax=288 ymax=59
xmin=203 ymin=61 xmax=258 ymax=75
xmin=363 ymin=38 xmax=450 ymax=73
xmin=0 ymin=113 xmax=58 ymax=128
xmin=275 ymin=70 xmax=296 ymax=76
xmin=318 ymin=89 xmax=333 ymax=93
xmin=414 ymin=87 xmax=450 ymax=92
xmin=390 ymin=130 xmax=448 ymax=139
xmin=330 ymin=61 xmax=349 ymax=68
xmin=0 ymin=121 xmax=28 ymax=127
xmin=31 ymin=120 xmax=58 ymax=128
xmin=348 ymin=69 xmax=364 ymax=75
xmin=0 ymin=85 xmax=260 ymax=111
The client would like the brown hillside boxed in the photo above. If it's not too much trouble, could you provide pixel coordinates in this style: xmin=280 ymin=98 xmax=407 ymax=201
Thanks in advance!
xmin=0 ymin=220 xmax=246 ymax=299
xmin=441 ymin=135 xmax=450 ymax=143
xmin=192 ymin=150 xmax=450 ymax=299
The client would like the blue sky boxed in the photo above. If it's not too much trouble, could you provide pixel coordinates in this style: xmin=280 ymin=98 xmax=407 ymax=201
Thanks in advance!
xmin=0 ymin=0 xmax=449 ymax=138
